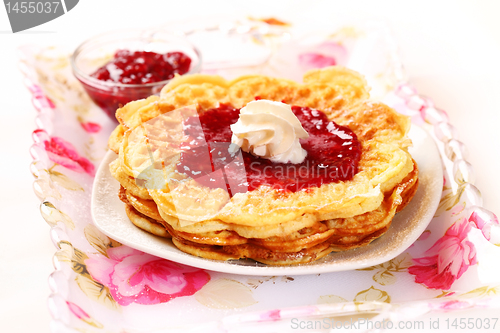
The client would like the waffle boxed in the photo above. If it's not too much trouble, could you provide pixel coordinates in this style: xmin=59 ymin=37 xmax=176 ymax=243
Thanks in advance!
xmin=107 ymin=66 xmax=418 ymax=265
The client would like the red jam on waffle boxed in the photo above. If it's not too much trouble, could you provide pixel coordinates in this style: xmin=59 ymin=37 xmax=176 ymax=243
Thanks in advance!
xmin=177 ymin=104 xmax=362 ymax=195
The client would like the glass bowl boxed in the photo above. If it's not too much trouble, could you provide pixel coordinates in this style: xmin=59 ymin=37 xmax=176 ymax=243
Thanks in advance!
xmin=71 ymin=29 xmax=202 ymax=120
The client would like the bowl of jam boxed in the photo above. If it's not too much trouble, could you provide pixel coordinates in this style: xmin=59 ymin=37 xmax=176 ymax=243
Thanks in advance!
xmin=71 ymin=29 xmax=202 ymax=120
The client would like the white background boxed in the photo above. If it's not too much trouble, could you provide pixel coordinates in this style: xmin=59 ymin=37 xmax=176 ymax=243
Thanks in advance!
xmin=1 ymin=0 xmax=499 ymax=332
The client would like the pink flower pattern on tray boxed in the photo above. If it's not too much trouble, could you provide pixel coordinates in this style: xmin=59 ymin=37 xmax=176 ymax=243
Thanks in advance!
xmin=468 ymin=211 xmax=499 ymax=241
xmin=85 ymin=246 xmax=210 ymax=306
xmin=298 ymin=41 xmax=347 ymax=71
xmin=41 ymin=134 xmax=95 ymax=176
xmin=80 ymin=121 xmax=102 ymax=133
xmin=408 ymin=218 xmax=477 ymax=290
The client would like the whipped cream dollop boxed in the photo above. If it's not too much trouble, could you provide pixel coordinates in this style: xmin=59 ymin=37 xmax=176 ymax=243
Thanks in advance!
xmin=230 ymin=100 xmax=309 ymax=164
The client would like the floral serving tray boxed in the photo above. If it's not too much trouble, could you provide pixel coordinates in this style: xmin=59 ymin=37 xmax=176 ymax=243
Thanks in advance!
xmin=25 ymin=17 xmax=500 ymax=332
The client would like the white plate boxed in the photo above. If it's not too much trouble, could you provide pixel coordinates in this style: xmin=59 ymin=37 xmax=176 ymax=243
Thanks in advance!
xmin=91 ymin=125 xmax=442 ymax=276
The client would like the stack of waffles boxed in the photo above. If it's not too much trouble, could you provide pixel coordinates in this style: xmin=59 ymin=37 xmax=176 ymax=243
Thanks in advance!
xmin=106 ymin=66 xmax=418 ymax=265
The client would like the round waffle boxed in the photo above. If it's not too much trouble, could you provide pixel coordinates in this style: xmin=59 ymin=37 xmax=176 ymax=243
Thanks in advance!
xmin=124 ymin=204 xmax=170 ymax=238
xmin=108 ymin=66 xmax=418 ymax=265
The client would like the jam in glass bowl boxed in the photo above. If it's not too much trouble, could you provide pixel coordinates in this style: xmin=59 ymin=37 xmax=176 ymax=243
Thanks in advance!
xmin=71 ymin=29 xmax=202 ymax=120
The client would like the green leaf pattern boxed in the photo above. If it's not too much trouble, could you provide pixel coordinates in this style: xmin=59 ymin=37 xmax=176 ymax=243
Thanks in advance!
xmin=55 ymin=239 xmax=121 ymax=312
xmin=357 ymin=253 xmax=412 ymax=285
xmin=40 ymin=201 xmax=75 ymax=230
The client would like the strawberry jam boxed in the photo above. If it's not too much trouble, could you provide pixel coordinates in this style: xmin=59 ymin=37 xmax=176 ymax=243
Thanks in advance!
xmin=177 ymin=104 xmax=362 ymax=195
xmin=83 ymin=50 xmax=191 ymax=119
xmin=91 ymin=50 xmax=191 ymax=84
